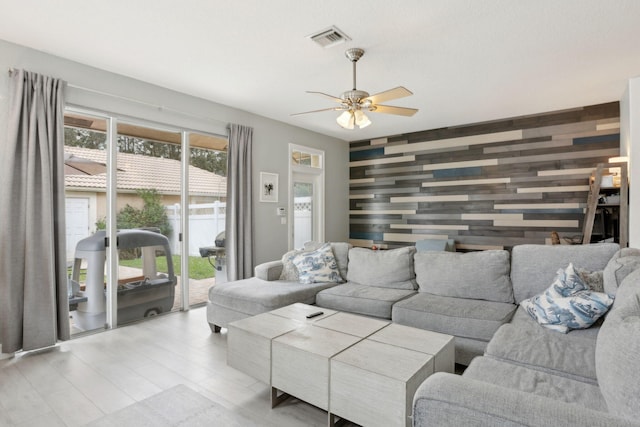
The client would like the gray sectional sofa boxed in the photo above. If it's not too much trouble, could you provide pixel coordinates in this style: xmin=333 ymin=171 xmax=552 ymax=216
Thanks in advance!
xmin=207 ymin=241 xmax=620 ymax=365
xmin=208 ymin=241 xmax=640 ymax=425
xmin=412 ymin=245 xmax=640 ymax=427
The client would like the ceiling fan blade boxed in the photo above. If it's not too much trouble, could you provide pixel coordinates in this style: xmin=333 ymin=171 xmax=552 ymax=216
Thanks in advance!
xmin=370 ymin=104 xmax=419 ymax=117
xmin=365 ymin=86 xmax=413 ymax=104
xmin=291 ymin=107 xmax=342 ymax=116
xmin=307 ymin=91 xmax=343 ymax=103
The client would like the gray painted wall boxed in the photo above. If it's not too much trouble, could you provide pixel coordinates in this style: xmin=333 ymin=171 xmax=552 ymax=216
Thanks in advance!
xmin=0 ymin=39 xmax=349 ymax=266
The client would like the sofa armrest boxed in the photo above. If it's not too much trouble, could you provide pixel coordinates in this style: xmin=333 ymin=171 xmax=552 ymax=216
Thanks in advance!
xmin=254 ymin=260 xmax=284 ymax=281
xmin=413 ymin=373 xmax=639 ymax=427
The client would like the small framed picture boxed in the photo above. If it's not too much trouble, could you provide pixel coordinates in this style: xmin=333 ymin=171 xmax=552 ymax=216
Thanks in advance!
xmin=260 ymin=172 xmax=278 ymax=203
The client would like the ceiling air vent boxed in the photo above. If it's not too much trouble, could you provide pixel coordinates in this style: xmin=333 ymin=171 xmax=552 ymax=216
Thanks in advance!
xmin=308 ymin=26 xmax=351 ymax=48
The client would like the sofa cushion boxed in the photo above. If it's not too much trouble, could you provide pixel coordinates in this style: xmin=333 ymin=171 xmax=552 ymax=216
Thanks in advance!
xmin=486 ymin=307 xmax=600 ymax=383
xmin=392 ymin=292 xmax=516 ymax=342
xmin=520 ymin=263 xmax=613 ymax=333
xmin=611 ymin=267 xmax=640 ymax=312
xmin=346 ymin=246 xmax=417 ymax=290
xmin=463 ymin=357 xmax=607 ymax=411
xmin=602 ymin=248 xmax=640 ymax=296
xmin=292 ymin=243 xmax=343 ymax=284
xmin=315 ymin=283 xmax=415 ymax=319
xmin=596 ymin=295 xmax=640 ymax=421
xmin=414 ymin=250 xmax=513 ymax=303
xmin=510 ymin=243 xmax=619 ymax=303
xmin=209 ymin=277 xmax=337 ymax=315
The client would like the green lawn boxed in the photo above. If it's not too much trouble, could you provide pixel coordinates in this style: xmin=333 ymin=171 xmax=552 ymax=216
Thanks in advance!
xmin=119 ymin=255 xmax=215 ymax=280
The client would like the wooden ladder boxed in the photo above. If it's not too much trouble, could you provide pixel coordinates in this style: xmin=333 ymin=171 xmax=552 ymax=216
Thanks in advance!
xmin=582 ymin=162 xmax=628 ymax=247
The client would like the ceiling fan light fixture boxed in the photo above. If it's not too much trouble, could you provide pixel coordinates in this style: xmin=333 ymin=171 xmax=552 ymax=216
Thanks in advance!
xmin=354 ymin=110 xmax=371 ymax=128
xmin=293 ymin=47 xmax=418 ymax=126
xmin=337 ymin=110 xmax=354 ymax=129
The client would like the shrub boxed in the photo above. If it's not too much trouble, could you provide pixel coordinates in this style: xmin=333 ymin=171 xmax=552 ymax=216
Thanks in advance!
xmin=94 ymin=189 xmax=172 ymax=259
xmin=117 ymin=189 xmax=172 ymax=236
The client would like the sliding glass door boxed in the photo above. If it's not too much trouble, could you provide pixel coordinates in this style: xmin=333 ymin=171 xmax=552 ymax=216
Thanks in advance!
xmin=186 ymin=135 xmax=227 ymax=307
xmin=115 ymin=122 xmax=183 ymax=324
xmin=64 ymin=109 xmax=227 ymax=335
xmin=64 ymin=112 xmax=109 ymax=335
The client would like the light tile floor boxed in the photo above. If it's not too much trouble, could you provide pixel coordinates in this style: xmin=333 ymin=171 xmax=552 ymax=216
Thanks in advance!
xmin=69 ymin=274 xmax=214 ymax=334
xmin=2 ymin=308 xmax=348 ymax=427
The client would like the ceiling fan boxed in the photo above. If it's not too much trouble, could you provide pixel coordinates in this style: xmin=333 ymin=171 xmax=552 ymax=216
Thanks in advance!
xmin=292 ymin=47 xmax=418 ymax=130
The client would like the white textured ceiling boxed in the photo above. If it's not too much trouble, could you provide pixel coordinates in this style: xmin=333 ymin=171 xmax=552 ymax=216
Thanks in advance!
xmin=2 ymin=0 xmax=640 ymax=141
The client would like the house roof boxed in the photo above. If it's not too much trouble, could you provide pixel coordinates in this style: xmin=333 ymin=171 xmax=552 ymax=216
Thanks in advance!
xmin=64 ymin=146 xmax=226 ymax=197
xmin=2 ymin=2 xmax=640 ymax=141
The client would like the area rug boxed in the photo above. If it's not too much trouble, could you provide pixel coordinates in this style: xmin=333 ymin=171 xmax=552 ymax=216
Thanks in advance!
xmin=86 ymin=384 xmax=256 ymax=426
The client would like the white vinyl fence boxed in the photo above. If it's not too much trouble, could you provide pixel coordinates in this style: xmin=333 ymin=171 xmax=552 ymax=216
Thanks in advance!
xmin=166 ymin=202 xmax=225 ymax=256
xmin=294 ymin=197 xmax=312 ymax=249
xmin=66 ymin=199 xmax=311 ymax=258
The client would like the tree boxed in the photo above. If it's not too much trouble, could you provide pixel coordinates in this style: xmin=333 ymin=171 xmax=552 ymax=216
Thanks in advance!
xmin=190 ymin=148 xmax=227 ymax=176
xmin=64 ymin=128 xmax=106 ymax=149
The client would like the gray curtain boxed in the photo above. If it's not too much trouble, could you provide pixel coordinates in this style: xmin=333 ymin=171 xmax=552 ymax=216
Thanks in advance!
xmin=0 ymin=69 xmax=69 ymax=353
xmin=225 ymin=124 xmax=254 ymax=281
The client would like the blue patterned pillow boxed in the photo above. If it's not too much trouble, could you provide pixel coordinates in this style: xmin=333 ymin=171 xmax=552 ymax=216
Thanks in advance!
xmin=521 ymin=263 xmax=614 ymax=333
xmin=292 ymin=243 xmax=343 ymax=284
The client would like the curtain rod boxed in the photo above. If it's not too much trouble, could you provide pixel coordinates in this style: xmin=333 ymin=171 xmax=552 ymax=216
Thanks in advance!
xmin=7 ymin=67 xmax=228 ymax=129
xmin=66 ymin=82 xmax=228 ymax=128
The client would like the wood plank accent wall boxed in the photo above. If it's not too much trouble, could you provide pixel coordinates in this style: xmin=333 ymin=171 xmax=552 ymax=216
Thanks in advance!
xmin=349 ymin=102 xmax=620 ymax=251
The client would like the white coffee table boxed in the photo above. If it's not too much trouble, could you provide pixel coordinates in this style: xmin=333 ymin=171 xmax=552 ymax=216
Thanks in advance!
xmin=227 ymin=304 xmax=454 ymax=427
xmin=330 ymin=324 xmax=454 ymax=427
xmin=227 ymin=304 xmax=337 ymax=384
xmin=271 ymin=311 xmax=390 ymax=410
xmin=227 ymin=312 xmax=302 ymax=384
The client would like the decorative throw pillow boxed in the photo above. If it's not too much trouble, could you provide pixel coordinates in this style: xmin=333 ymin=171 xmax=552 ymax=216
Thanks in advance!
xmin=292 ymin=243 xmax=343 ymax=284
xmin=279 ymin=249 xmax=303 ymax=281
xmin=521 ymin=263 xmax=614 ymax=333
xmin=576 ymin=267 xmax=605 ymax=293
xmin=303 ymin=241 xmax=351 ymax=281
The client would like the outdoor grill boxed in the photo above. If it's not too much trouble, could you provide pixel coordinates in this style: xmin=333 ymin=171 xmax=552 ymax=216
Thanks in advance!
xmin=70 ymin=228 xmax=177 ymax=330
xmin=199 ymin=230 xmax=227 ymax=285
